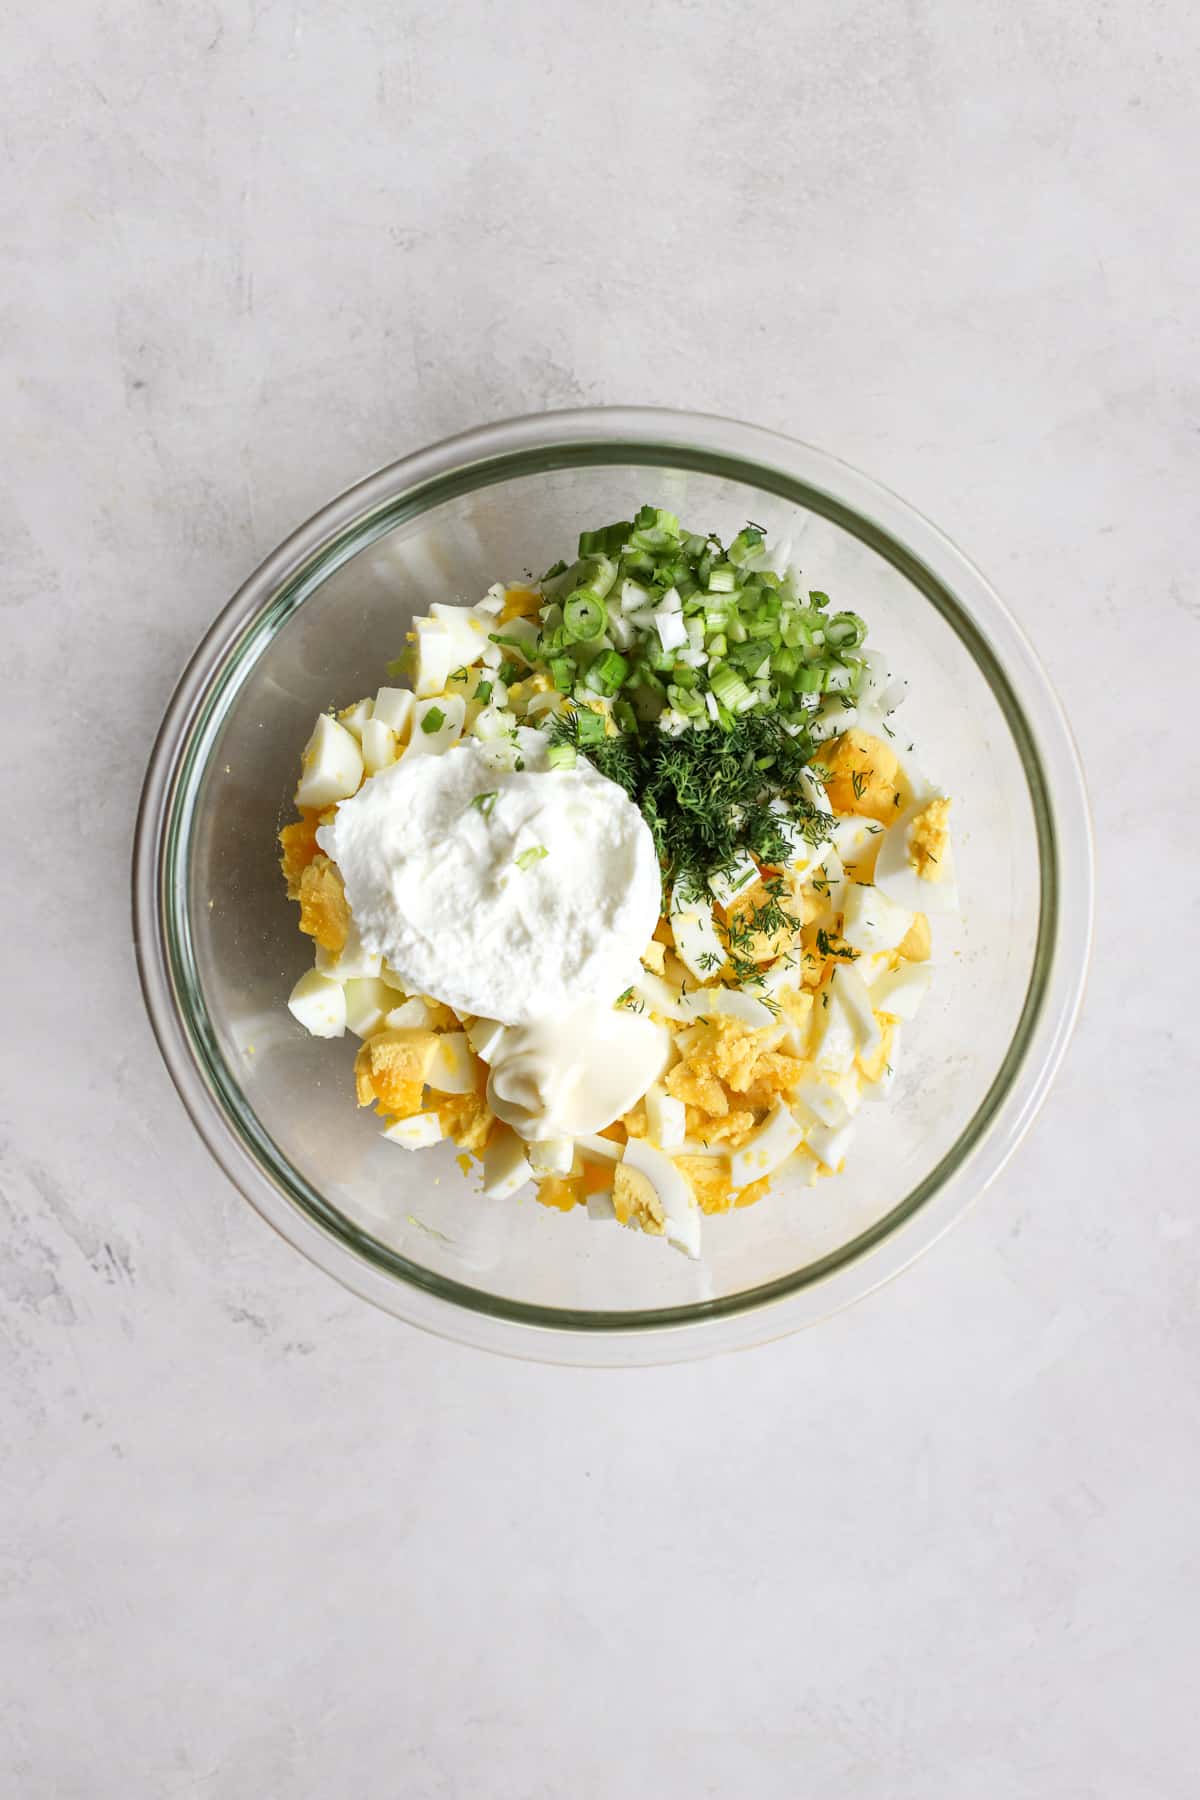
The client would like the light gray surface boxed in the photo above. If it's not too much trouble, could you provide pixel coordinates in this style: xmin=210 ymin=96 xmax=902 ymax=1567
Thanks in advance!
xmin=3 ymin=3 xmax=1198 ymax=1794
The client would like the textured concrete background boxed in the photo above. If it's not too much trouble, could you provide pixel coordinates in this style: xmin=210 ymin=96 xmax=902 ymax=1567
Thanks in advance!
xmin=4 ymin=3 xmax=1199 ymax=1795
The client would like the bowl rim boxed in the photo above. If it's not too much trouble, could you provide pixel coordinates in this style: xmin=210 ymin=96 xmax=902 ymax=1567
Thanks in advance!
xmin=132 ymin=406 xmax=1093 ymax=1365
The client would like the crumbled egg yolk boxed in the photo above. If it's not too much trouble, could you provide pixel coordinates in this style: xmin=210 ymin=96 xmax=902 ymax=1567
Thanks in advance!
xmin=818 ymin=729 xmax=902 ymax=823
xmin=354 ymin=1028 xmax=440 ymax=1117
xmin=612 ymin=1162 xmax=666 ymax=1235
xmin=498 ymin=585 xmax=542 ymax=622
xmin=908 ymin=797 xmax=952 ymax=880
xmin=297 ymin=857 xmax=350 ymax=954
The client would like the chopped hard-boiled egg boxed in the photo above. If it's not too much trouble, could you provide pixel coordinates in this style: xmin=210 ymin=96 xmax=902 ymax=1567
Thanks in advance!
xmin=482 ymin=1125 xmax=532 ymax=1199
xmin=287 ymin=968 xmax=347 ymax=1038
xmin=871 ymin=961 xmax=934 ymax=1021
xmin=670 ymin=882 xmax=725 ymax=981
xmin=873 ymin=796 xmax=959 ymax=914
xmin=832 ymin=963 xmax=883 ymax=1062
xmin=807 ymin=1117 xmax=854 ymax=1172
xmin=385 ymin=996 xmax=434 ymax=1030
xmin=840 ymin=882 xmax=915 ymax=955
xmin=621 ymin=1138 xmax=701 ymax=1259
xmin=426 ymin=1032 xmax=477 ymax=1094
xmin=730 ymin=1102 xmax=807 ymax=1188
xmin=295 ymin=714 xmax=364 ymax=809
xmin=314 ymin=919 xmax=382 ymax=982
xmin=360 ymin=717 xmax=398 ymax=775
xmin=709 ymin=850 xmax=761 ymax=910
xmin=383 ymin=1112 xmax=444 ymax=1149
xmin=792 ymin=1065 xmax=861 ymax=1129
xmin=408 ymin=693 xmax=467 ymax=757
xmin=372 ymin=687 xmax=415 ymax=737
xmin=645 ymin=1084 xmax=687 ymax=1150
xmin=339 ymin=698 xmax=373 ymax=741
xmin=412 ymin=619 xmax=461 ymax=698
xmin=343 ymin=976 xmax=395 ymax=1039
xmin=465 ymin=1016 xmax=506 ymax=1063
xmin=529 ymin=1137 xmax=575 ymax=1176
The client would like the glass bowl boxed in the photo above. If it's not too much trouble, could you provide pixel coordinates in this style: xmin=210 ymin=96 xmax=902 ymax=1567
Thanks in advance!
xmin=133 ymin=408 xmax=1092 ymax=1363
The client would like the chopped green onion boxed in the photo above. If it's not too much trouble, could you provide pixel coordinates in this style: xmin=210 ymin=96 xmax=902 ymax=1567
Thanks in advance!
xmin=420 ymin=706 xmax=446 ymax=734
xmin=728 ymin=526 xmax=765 ymax=565
xmin=563 ymin=591 xmax=608 ymax=642
xmin=474 ymin=678 xmax=493 ymax=703
xmin=574 ymin=708 xmax=607 ymax=746
xmin=546 ymin=743 xmax=577 ymax=770
xmin=550 ymin=656 xmax=575 ymax=693
xmin=614 ymin=698 xmax=638 ymax=733
xmin=706 ymin=563 xmax=737 ymax=593
xmin=471 ymin=790 xmax=498 ymax=817
xmin=825 ymin=611 xmax=866 ymax=650
xmin=585 ymin=649 xmax=629 ymax=695
xmin=578 ymin=523 xmax=631 ymax=558
xmin=822 ymin=661 xmax=856 ymax=692
xmin=515 ymin=845 xmax=549 ymax=871
xmin=711 ymin=664 xmax=753 ymax=711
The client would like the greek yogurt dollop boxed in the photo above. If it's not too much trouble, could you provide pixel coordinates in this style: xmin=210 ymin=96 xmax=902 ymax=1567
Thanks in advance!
xmin=317 ymin=730 xmax=662 ymax=1027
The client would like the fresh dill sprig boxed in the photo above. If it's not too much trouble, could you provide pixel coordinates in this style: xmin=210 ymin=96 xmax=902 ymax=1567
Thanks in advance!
xmin=548 ymin=709 xmax=829 ymax=893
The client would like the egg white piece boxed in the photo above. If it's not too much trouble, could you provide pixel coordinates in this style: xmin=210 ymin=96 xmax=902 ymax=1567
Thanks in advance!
xmin=632 ymin=971 xmax=693 ymax=1023
xmin=622 ymin=1139 xmax=701 ymax=1260
xmin=702 ymin=987 xmax=777 ymax=1029
xmin=406 ymin=694 xmax=467 ymax=757
xmin=870 ymin=961 xmax=934 ymax=1021
xmin=295 ymin=713 xmax=364 ymax=810
xmin=832 ymin=963 xmax=883 ymax=1061
xmin=861 ymin=1026 xmax=902 ymax=1100
xmin=575 ymin=1133 xmax=625 ymax=1165
xmin=807 ymin=1117 xmax=855 ymax=1172
xmin=708 ymin=849 xmax=760 ymax=910
xmin=528 ymin=1136 xmax=575 ymax=1176
xmin=426 ymin=1032 xmax=477 ymax=1095
xmin=670 ymin=882 xmax=725 ymax=982
xmin=382 ymin=1113 xmax=444 ymax=1149
xmin=482 ymin=1125 xmax=532 ymax=1199
xmin=385 ymin=996 xmax=434 ymax=1030
xmin=645 ymin=1084 xmax=687 ymax=1151
xmin=840 ymin=882 xmax=915 ymax=955
xmin=339 ymin=698 xmax=373 ymax=742
xmin=430 ymin=601 xmax=495 ymax=665
xmin=791 ymin=1066 xmax=862 ymax=1129
xmin=287 ymin=969 xmax=347 ymax=1038
xmin=360 ymin=717 xmax=398 ymax=776
xmin=729 ymin=1103 xmax=807 ymax=1189
xmin=372 ymin=686 xmax=415 ymax=737
xmin=829 ymin=815 xmax=884 ymax=882
xmin=412 ymin=620 xmax=461 ymax=698
xmin=314 ymin=919 xmax=382 ymax=982
xmin=465 ymin=1015 xmax=506 ymax=1062
xmin=873 ymin=798 xmax=959 ymax=914
xmin=810 ymin=977 xmax=859 ymax=1074
xmin=342 ymin=976 xmax=394 ymax=1039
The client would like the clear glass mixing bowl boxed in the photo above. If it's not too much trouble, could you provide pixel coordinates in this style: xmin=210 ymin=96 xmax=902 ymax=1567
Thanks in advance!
xmin=133 ymin=409 xmax=1092 ymax=1363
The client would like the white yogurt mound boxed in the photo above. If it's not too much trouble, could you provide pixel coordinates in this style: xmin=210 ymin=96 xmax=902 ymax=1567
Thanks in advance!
xmin=317 ymin=731 xmax=662 ymax=1027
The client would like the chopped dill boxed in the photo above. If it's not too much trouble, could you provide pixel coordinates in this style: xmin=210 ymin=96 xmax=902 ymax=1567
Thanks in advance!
xmin=548 ymin=709 xmax=828 ymax=893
